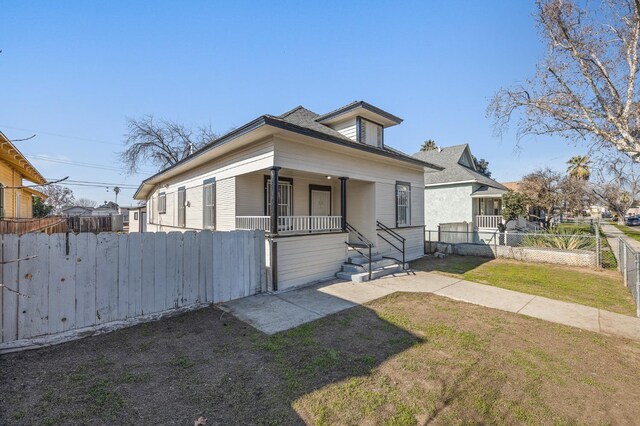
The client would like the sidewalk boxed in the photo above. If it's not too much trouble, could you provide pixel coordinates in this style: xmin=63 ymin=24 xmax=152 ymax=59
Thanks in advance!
xmin=221 ymin=270 xmax=640 ymax=342
xmin=601 ymin=223 xmax=640 ymax=263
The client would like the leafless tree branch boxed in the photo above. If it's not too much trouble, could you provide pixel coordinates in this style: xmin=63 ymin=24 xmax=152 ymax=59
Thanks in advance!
xmin=488 ymin=0 xmax=640 ymax=161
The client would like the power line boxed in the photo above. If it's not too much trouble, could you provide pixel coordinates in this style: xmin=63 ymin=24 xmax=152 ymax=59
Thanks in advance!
xmin=26 ymin=154 xmax=125 ymax=171
xmin=26 ymin=154 xmax=155 ymax=174
xmin=26 ymin=154 xmax=156 ymax=175
xmin=63 ymin=179 xmax=138 ymax=188
xmin=62 ymin=183 xmax=137 ymax=190
xmin=0 ymin=124 xmax=120 ymax=146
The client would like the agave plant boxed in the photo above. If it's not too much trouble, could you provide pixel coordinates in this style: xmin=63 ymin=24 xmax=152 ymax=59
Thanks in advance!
xmin=521 ymin=232 xmax=595 ymax=250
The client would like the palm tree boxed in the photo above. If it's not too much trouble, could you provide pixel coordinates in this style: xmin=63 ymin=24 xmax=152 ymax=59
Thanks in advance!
xmin=567 ymin=156 xmax=591 ymax=180
xmin=113 ymin=186 xmax=121 ymax=205
xmin=420 ymin=139 xmax=437 ymax=152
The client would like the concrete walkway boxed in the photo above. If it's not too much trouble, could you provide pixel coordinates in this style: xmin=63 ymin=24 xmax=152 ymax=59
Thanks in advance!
xmin=601 ymin=223 xmax=640 ymax=263
xmin=221 ymin=271 xmax=640 ymax=342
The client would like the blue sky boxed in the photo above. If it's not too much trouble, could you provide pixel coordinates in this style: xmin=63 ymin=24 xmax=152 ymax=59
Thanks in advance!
xmin=1 ymin=1 xmax=588 ymax=205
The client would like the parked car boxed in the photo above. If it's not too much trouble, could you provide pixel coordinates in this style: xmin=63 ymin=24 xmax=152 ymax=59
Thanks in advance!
xmin=626 ymin=216 xmax=640 ymax=226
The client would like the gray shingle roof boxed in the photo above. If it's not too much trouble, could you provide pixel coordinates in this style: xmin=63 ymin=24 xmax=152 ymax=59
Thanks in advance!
xmin=270 ymin=106 xmax=428 ymax=166
xmin=274 ymin=106 xmax=353 ymax=141
xmin=413 ymin=144 xmax=507 ymax=189
xmin=471 ymin=185 xmax=507 ymax=197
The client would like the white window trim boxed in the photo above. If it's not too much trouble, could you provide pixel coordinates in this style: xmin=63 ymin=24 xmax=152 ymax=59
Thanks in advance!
xmin=396 ymin=181 xmax=411 ymax=227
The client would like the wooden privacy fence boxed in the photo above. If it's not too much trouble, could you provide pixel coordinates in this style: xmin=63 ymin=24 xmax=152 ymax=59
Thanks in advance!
xmin=66 ymin=215 xmax=123 ymax=233
xmin=0 ymin=230 xmax=266 ymax=352
xmin=0 ymin=217 xmax=68 ymax=235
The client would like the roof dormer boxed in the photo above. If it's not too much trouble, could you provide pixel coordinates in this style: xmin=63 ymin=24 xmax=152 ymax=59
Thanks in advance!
xmin=316 ymin=101 xmax=402 ymax=148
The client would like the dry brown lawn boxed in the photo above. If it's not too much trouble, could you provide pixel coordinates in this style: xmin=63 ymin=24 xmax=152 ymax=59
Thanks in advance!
xmin=2 ymin=292 xmax=640 ymax=425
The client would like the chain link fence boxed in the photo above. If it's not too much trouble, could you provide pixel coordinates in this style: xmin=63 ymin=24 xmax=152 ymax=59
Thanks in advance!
xmin=425 ymin=221 xmax=617 ymax=269
xmin=618 ymin=238 xmax=640 ymax=317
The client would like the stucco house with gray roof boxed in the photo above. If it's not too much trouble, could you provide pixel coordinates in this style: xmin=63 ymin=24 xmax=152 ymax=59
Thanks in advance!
xmin=412 ymin=144 xmax=508 ymax=231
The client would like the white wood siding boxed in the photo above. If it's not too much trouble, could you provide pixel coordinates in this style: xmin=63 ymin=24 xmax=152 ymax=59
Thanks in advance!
xmin=236 ymin=173 xmax=264 ymax=216
xmin=146 ymin=141 xmax=275 ymax=231
xmin=376 ymin=226 xmax=424 ymax=262
xmin=216 ymin=177 xmax=236 ymax=231
xmin=128 ymin=210 xmax=140 ymax=232
xmin=274 ymin=233 xmax=347 ymax=291
xmin=331 ymin=119 xmax=357 ymax=141
xmin=274 ymin=137 xmax=423 ymax=188
xmin=375 ymin=181 xmax=424 ymax=229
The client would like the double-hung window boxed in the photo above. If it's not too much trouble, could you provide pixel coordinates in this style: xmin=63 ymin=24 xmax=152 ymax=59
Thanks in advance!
xmin=158 ymin=192 xmax=167 ymax=214
xmin=265 ymin=177 xmax=293 ymax=217
xmin=203 ymin=178 xmax=216 ymax=229
xmin=396 ymin=182 xmax=411 ymax=227
xmin=177 ymin=187 xmax=186 ymax=228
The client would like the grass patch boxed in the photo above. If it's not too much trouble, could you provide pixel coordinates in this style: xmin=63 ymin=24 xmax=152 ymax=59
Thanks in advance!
xmin=613 ymin=223 xmax=640 ymax=243
xmin=171 ymin=355 xmax=195 ymax=369
xmin=412 ymin=256 xmax=636 ymax=316
xmin=86 ymin=379 xmax=125 ymax=416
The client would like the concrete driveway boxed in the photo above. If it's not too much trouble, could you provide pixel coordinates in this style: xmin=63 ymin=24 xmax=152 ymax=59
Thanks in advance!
xmin=220 ymin=271 xmax=640 ymax=341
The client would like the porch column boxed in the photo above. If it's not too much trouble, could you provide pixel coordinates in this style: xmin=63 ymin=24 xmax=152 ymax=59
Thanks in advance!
xmin=339 ymin=177 xmax=349 ymax=232
xmin=270 ymin=166 xmax=281 ymax=235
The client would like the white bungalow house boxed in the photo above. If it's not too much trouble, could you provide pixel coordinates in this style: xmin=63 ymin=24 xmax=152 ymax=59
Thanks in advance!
xmin=412 ymin=144 xmax=508 ymax=232
xmin=133 ymin=101 xmax=441 ymax=290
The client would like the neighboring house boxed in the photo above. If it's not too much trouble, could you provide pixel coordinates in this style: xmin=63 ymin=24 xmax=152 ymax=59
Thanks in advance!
xmin=412 ymin=144 xmax=508 ymax=231
xmin=60 ymin=206 xmax=94 ymax=217
xmin=134 ymin=101 xmax=440 ymax=290
xmin=0 ymin=130 xmax=47 ymax=219
xmin=93 ymin=202 xmax=119 ymax=216
xmin=119 ymin=206 xmax=134 ymax=225
xmin=128 ymin=205 xmax=147 ymax=232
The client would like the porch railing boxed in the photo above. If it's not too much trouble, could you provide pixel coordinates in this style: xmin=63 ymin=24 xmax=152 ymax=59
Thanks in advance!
xmin=474 ymin=215 xmax=503 ymax=229
xmin=235 ymin=216 xmax=342 ymax=233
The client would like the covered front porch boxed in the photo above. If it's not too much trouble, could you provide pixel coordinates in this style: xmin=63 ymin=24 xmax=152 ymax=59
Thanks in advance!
xmin=472 ymin=186 xmax=505 ymax=230
xmin=234 ymin=166 xmax=374 ymax=237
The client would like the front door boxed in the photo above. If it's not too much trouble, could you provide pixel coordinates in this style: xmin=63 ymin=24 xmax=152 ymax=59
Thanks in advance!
xmin=310 ymin=185 xmax=331 ymax=216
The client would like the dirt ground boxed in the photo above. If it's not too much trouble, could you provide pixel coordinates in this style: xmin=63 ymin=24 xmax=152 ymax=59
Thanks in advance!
xmin=2 ymin=292 xmax=640 ymax=425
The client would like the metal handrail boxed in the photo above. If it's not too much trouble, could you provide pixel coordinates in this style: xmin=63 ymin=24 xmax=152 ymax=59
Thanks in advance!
xmin=376 ymin=221 xmax=406 ymax=269
xmin=346 ymin=223 xmax=374 ymax=247
xmin=376 ymin=221 xmax=405 ymax=242
xmin=345 ymin=223 xmax=373 ymax=280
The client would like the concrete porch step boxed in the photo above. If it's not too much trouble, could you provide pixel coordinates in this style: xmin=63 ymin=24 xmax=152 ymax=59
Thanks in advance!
xmin=342 ymin=258 xmax=398 ymax=272
xmin=336 ymin=264 xmax=405 ymax=283
xmin=347 ymin=253 xmax=384 ymax=265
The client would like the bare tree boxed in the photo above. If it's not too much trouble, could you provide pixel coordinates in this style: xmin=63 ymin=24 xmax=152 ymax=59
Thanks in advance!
xmin=520 ymin=168 xmax=564 ymax=221
xmin=76 ymin=198 xmax=97 ymax=208
xmin=559 ymin=176 xmax=592 ymax=214
xmin=592 ymin=152 xmax=640 ymax=223
xmin=38 ymin=185 xmax=75 ymax=213
xmin=488 ymin=0 xmax=640 ymax=160
xmin=120 ymin=116 xmax=218 ymax=174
